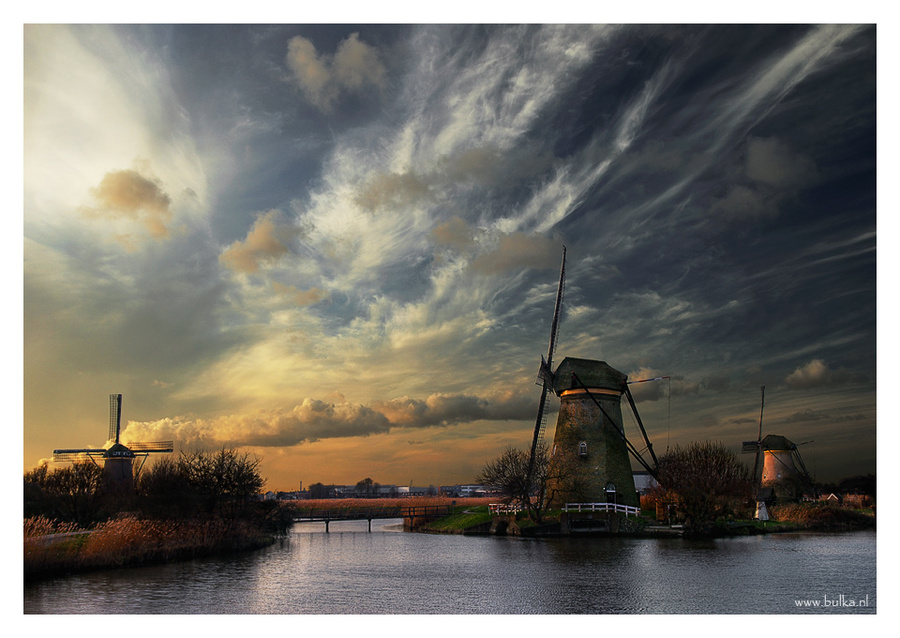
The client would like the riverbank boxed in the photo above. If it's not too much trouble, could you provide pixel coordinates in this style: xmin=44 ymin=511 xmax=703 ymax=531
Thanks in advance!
xmin=419 ymin=502 xmax=876 ymax=537
xmin=23 ymin=497 xmax=489 ymax=581
xmin=23 ymin=515 xmax=280 ymax=582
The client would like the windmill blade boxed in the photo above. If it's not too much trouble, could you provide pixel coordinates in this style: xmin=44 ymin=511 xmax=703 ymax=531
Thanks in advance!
xmin=623 ymin=384 xmax=659 ymax=473
xmin=792 ymin=444 xmax=814 ymax=486
xmin=527 ymin=381 xmax=552 ymax=479
xmin=127 ymin=441 xmax=174 ymax=452
xmin=535 ymin=354 xmax=554 ymax=387
xmin=109 ymin=394 xmax=123 ymax=444
xmin=741 ymin=441 xmax=761 ymax=454
xmin=752 ymin=386 xmax=764 ymax=486
xmin=544 ymin=246 xmax=566 ymax=366
xmin=526 ymin=246 xmax=566 ymax=485
xmin=53 ymin=449 xmax=104 ymax=463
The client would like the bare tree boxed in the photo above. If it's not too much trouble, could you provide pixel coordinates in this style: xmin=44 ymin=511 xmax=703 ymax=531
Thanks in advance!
xmin=654 ymin=441 xmax=753 ymax=533
xmin=477 ymin=444 xmax=557 ymax=523
xmin=143 ymin=448 xmax=266 ymax=520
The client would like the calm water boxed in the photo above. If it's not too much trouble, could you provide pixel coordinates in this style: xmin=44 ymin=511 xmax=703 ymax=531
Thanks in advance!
xmin=24 ymin=521 xmax=876 ymax=614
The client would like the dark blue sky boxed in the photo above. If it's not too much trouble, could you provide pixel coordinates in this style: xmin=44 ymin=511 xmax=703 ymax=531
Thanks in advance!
xmin=24 ymin=24 xmax=876 ymax=488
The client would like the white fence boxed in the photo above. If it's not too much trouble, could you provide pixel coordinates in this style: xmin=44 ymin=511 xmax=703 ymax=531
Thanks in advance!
xmin=489 ymin=502 xmax=640 ymax=517
xmin=488 ymin=503 xmax=524 ymax=515
xmin=563 ymin=502 xmax=641 ymax=517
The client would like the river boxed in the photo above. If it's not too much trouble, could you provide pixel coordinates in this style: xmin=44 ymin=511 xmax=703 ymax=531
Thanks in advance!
xmin=24 ymin=521 xmax=875 ymax=614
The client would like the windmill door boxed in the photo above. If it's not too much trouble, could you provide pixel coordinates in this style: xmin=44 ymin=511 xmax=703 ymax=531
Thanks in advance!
xmin=605 ymin=483 xmax=617 ymax=505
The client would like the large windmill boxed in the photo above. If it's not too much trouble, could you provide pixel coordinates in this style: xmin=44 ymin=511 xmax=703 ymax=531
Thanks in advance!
xmin=526 ymin=247 xmax=659 ymax=511
xmin=53 ymin=394 xmax=173 ymax=494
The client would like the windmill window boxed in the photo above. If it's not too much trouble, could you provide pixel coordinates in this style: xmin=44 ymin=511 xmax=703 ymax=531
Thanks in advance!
xmin=578 ymin=441 xmax=588 ymax=456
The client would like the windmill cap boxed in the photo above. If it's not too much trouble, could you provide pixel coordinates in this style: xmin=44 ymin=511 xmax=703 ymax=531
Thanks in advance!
xmin=553 ymin=357 xmax=627 ymax=394
xmin=761 ymin=434 xmax=796 ymax=451
xmin=105 ymin=442 xmax=135 ymax=458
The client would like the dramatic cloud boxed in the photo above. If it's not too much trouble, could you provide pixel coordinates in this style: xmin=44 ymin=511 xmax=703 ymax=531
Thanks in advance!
xmin=627 ymin=368 xmax=700 ymax=402
xmin=432 ymin=216 xmax=475 ymax=250
xmin=80 ymin=168 xmax=173 ymax=238
xmin=286 ymin=32 xmax=387 ymax=112
xmin=25 ymin=25 xmax=875 ymax=488
xmin=785 ymin=359 xmax=837 ymax=389
xmin=220 ymin=210 xmax=303 ymax=273
xmin=469 ymin=232 xmax=560 ymax=275
xmin=124 ymin=390 xmax=535 ymax=449
xmin=711 ymin=136 xmax=819 ymax=222
xmin=373 ymin=391 xmax=534 ymax=427
xmin=354 ymin=170 xmax=432 ymax=212
xmin=271 ymin=281 xmax=329 ymax=307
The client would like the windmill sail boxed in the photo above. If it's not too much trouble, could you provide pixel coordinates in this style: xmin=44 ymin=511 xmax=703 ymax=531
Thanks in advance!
xmin=741 ymin=386 xmax=765 ymax=487
xmin=109 ymin=393 xmax=123 ymax=443
xmin=526 ymin=246 xmax=566 ymax=485
xmin=52 ymin=393 xmax=173 ymax=465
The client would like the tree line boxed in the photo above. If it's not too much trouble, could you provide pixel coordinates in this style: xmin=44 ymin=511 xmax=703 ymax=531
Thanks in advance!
xmin=24 ymin=448 xmax=291 ymax=533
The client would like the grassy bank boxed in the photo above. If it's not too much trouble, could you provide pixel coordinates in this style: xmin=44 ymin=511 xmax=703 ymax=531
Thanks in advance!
xmin=420 ymin=505 xmax=494 ymax=532
xmin=24 ymin=515 xmax=277 ymax=581
xmin=418 ymin=502 xmax=876 ymax=536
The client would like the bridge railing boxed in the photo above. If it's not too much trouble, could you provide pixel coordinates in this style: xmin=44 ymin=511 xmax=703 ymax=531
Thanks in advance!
xmin=562 ymin=502 xmax=641 ymax=517
xmin=488 ymin=503 xmax=524 ymax=515
xmin=293 ymin=505 xmax=452 ymax=522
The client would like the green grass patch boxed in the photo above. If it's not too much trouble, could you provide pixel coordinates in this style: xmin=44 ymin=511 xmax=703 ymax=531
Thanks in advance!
xmin=425 ymin=506 xmax=493 ymax=532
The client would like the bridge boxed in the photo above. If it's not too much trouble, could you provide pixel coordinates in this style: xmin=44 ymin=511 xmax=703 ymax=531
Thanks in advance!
xmin=292 ymin=505 xmax=453 ymax=532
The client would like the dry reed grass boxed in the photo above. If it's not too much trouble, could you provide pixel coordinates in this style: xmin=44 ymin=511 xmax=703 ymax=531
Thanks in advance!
xmin=24 ymin=515 xmax=267 ymax=579
xmin=770 ymin=502 xmax=875 ymax=529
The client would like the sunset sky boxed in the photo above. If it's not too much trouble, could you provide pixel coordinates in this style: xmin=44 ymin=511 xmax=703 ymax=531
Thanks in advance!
xmin=23 ymin=23 xmax=877 ymax=491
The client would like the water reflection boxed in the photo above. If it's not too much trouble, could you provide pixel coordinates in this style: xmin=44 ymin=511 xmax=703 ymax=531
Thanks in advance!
xmin=24 ymin=525 xmax=875 ymax=615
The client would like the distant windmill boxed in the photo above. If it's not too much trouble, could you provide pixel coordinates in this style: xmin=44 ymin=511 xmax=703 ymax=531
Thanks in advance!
xmin=53 ymin=394 xmax=173 ymax=494
xmin=526 ymin=247 xmax=659 ymax=510
xmin=742 ymin=387 xmax=815 ymax=504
